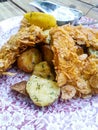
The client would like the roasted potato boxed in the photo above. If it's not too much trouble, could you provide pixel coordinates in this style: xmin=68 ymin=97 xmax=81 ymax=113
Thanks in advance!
xmin=33 ymin=61 xmax=55 ymax=80
xmin=11 ymin=81 xmax=28 ymax=96
xmin=40 ymin=45 xmax=53 ymax=65
xmin=26 ymin=75 xmax=60 ymax=107
xmin=17 ymin=48 xmax=42 ymax=73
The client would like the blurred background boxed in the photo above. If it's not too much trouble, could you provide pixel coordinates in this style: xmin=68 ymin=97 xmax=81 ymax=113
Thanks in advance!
xmin=0 ymin=0 xmax=98 ymax=21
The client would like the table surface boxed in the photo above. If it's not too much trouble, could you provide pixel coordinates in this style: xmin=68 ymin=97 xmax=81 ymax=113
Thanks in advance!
xmin=0 ymin=0 xmax=98 ymax=22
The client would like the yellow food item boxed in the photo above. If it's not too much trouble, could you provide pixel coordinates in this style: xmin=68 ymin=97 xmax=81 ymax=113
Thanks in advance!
xmin=26 ymin=75 xmax=60 ymax=107
xmin=17 ymin=48 xmax=42 ymax=73
xmin=24 ymin=12 xmax=57 ymax=30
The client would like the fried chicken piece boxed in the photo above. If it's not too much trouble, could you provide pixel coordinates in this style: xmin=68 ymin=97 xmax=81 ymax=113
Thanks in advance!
xmin=0 ymin=25 xmax=46 ymax=74
xmin=62 ymin=24 xmax=98 ymax=48
xmin=50 ymin=26 xmax=81 ymax=87
xmin=50 ymin=26 xmax=98 ymax=99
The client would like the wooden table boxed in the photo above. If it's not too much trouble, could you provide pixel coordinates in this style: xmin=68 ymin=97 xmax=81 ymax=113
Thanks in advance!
xmin=0 ymin=0 xmax=98 ymax=21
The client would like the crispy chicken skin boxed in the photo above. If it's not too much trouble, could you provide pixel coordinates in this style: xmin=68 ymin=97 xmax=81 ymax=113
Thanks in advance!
xmin=50 ymin=26 xmax=82 ymax=87
xmin=0 ymin=25 xmax=46 ymax=73
xmin=62 ymin=24 xmax=98 ymax=48
xmin=50 ymin=25 xmax=98 ymax=99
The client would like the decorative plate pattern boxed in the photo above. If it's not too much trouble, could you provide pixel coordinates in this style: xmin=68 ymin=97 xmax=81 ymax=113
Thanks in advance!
xmin=0 ymin=16 xmax=98 ymax=130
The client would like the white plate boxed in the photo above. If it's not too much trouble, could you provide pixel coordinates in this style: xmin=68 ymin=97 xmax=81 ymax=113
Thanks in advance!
xmin=0 ymin=16 xmax=98 ymax=130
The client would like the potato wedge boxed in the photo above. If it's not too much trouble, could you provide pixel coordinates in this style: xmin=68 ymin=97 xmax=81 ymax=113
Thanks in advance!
xmin=33 ymin=61 xmax=55 ymax=80
xmin=17 ymin=48 xmax=42 ymax=73
xmin=26 ymin=75 xmax=60 ymax=107
xmin=24 ymin=12 xmax=57 ymax=30
xmin=40 ymin=45 xmax=53 ymax=66
xmin=11 ymin=81 xmax=28 ymax=96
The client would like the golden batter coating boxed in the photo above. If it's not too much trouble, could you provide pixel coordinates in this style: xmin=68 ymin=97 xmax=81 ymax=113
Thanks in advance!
xmin=62 ymin=24 xmax=98 ymax=48
xmin=0 ymin=25 xmax=46 ymax=73
xmin=50 ymin=25 xmax=98 ymax=99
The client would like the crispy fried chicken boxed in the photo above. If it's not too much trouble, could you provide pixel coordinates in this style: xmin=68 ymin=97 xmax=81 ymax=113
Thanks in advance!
xmin=0 ymin=25 xmax=46 ymax=73
xmin=50 ymin=25 xmax=98 ymax=99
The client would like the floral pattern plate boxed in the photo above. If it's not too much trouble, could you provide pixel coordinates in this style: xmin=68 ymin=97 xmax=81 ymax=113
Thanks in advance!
xmin=0 ymin=16 xmax=98 ymax=130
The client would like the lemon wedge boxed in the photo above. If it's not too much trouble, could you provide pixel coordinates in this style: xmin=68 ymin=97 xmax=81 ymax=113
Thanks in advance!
xmin=24 ymin=12 xmax=57 ymax=30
